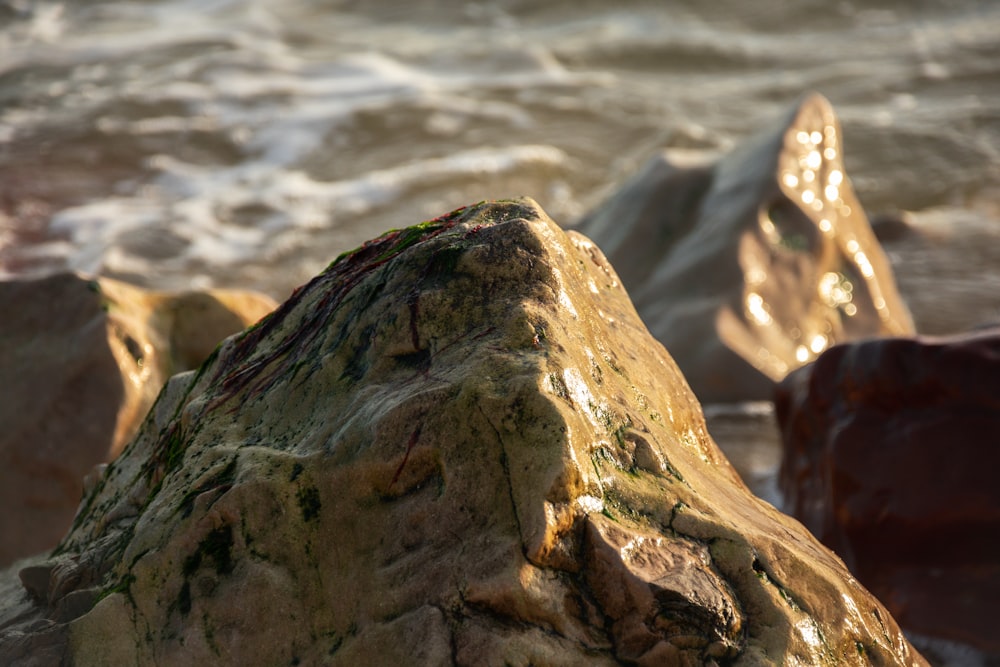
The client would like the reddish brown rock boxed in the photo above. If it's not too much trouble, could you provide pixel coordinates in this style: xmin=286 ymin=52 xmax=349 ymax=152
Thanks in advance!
xmin=775 ymin=328 xmax=1000 ymax=654
xmin=0 ymin=273 xmax=276 ymax=567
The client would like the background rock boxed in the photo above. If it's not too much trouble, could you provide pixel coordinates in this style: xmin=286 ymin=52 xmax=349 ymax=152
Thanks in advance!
xmin=575 ymin=93 xmax=914 ymax=403
xmin=775 ymin=329 xmax=1000 ymax=655
xmin=0 ymin=273 xmax=276 ymax=566
xmin=0 ymin=200 xmax=925 ymax=665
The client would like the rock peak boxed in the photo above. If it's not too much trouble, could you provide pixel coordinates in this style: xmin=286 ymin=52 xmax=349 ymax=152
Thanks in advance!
xmin=576 ymin=94 xmax=915 ymax=402
xmin=1 ymin=198 xmax=925 ymax=666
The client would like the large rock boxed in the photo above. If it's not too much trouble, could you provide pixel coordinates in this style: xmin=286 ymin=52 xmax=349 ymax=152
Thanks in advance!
xmin=0 ymin=273 xmax=276 ymax=567
xmin=575 ymin=94 xmax=915 ymax=403
xmin=775 ymin=329 xmax=1000 ymax=655
xmin=0 ymin=199 xmax=926 ymax=665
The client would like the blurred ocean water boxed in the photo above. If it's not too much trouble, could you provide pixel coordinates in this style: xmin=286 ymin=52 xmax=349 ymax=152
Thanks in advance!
xmin=1 ymin=0 xmax=997 ymax=318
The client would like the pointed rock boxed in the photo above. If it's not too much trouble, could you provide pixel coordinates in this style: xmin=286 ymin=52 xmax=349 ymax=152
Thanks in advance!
xmin=0 ymin=273 xmax=276 ymax=566
xmin=1 ymin=200 xmax=926 ymax=665
xmin=576 ymin=94 xmax=915 ymax=403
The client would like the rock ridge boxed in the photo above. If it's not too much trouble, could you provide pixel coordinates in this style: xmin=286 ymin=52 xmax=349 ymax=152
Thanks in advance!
xmin=0 ymin=199 xmax=925 ymax=666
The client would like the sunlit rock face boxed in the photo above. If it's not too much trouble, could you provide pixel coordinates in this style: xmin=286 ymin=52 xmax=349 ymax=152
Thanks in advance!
xmin=775 ymin=329 xmax=1000 ymax=656
xmin=576 ymin=93 xmax=914 ymax=403
xmin=0 ymin=273 xmax=276 ymax=567
xmin=0 ymin=200 xmax=925 ymax=666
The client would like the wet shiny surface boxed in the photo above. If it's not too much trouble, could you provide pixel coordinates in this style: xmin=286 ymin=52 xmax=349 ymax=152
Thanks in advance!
xmin=764 ymin=95 xmax=914 ymax=356
xmin=574 ymin=93 xmax=918 ymax=403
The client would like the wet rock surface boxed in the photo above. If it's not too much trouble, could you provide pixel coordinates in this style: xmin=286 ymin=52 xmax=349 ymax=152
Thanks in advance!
xmin=775 ymin=329 xmax=1000 ymax=656
xmin=0 ymin=199 xmax=925 ymax=665
xmin=575 ymin=93 xmax=914 ymax=403
xmin=0 ymin=273 xmax=276 ymax=567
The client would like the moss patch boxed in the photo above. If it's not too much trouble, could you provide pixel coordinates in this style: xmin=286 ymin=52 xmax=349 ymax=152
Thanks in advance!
xmin=96 ymin=572 xmax=136 ymax=606
xmin=163 ymin=427 xmax=187 ymax=475
xmin=177 ymin=581 xmax=192 ymax=615
xmin=297 ymin=486 xmax=322 ymax=522
xmin=184 ymin=525 xmax=235 ymax=577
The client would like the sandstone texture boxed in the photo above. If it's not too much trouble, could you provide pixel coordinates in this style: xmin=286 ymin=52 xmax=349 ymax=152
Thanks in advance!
xmin=575 ymin=93 xmax=914 ymax=403
xmin=0 ymin=200 xmax=926 ymax=665
xmin=776 ymin=329 xmax=1000 ymax=655
xmin=0 ymin=273 xmax=276 ymax=566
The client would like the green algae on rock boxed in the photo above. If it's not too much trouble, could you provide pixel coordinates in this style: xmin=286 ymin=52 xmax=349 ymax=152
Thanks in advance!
xmin=0 ymin=199 xmax=925 ymax=666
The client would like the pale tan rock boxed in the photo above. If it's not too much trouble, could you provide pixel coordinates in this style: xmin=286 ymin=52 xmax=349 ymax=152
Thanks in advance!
xmin=576 ymin=94 xmax=915 ymax=403
xmin=0 ymin=200 xmax=926 ymax=665
xmin=0 ymin=273 xmax=276 ymax=566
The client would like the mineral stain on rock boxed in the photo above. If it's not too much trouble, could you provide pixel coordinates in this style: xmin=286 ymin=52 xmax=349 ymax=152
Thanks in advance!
xmin=0 ymin=198 xmax=926 ymax=666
